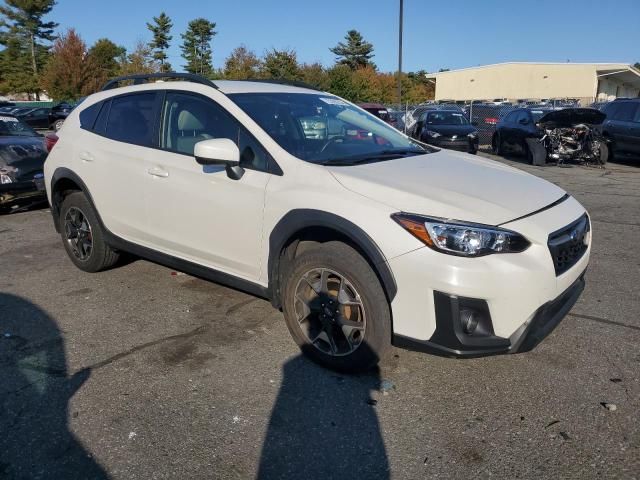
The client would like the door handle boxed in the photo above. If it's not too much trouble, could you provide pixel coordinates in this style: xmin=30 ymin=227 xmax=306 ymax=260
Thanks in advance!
xmin=79 ymin=151 xmax=94 ymax=162
xmin=147 ymin=167 xmax=169 ymax=178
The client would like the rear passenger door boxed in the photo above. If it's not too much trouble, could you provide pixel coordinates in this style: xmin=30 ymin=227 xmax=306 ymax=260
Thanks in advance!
xmin=82 ymin=92 xmax=162 ymax=244
xmin=143 ymin=91 xmax=272 ymax=281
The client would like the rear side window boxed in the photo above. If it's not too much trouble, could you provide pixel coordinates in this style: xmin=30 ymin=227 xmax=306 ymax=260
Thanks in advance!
xmin=106 ymin=93 xmax=158 ymax=146
xmin=79 ymin=102 xmax=101 ymax=131
xmin=610 ymin=102 xmax=638 ymax=122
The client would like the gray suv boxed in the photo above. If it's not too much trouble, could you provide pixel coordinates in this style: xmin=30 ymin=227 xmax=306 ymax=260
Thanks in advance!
xmin=602 ymin=99 xmax=640 ymax=160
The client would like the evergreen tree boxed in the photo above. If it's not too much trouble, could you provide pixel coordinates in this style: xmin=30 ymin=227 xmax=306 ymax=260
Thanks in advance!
xmin=180 ymin=18 xmax=216 ymax=76
xmin=330 ymin=30 xmax=375 ymax=71
xmin=146 ymin=12 xmax=172 ymax=72
xmin=0 ymin=0 xmax=58 ymax=98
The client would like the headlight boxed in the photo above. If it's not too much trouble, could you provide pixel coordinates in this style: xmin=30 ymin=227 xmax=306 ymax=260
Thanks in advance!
xmin=426 ymin=130 xmax=441 ymax=138
xmin=0 ymin=174 xmax=13 ymax=184
xmin=392 ymin=213 xmax=530 ymax=257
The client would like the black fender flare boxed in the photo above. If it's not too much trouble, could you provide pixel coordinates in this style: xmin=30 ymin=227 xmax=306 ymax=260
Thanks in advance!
xmin=49 ymin=167 xmax=103 ymax=233
xmin=267 ymin=209 xmax=397 ymax=308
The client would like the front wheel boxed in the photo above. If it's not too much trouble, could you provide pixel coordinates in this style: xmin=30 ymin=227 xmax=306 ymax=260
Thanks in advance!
xmin=282 ymin=241 xmax=391 ymax=373
xmin=53 ymin=119 xmax=64 ymax=131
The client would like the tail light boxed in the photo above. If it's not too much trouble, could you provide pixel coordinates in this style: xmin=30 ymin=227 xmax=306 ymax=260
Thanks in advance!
xmin=484 ymin=117 xmax=498 ymax=125
xmin=44 ymin=133 xmax=59 ymax=153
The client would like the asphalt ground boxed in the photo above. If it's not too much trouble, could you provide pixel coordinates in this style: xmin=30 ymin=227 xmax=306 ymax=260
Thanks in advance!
xmin=1 ymin=154 xmax=639 ymax=479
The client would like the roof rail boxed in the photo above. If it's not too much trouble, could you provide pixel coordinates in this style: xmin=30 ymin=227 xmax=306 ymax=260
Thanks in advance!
xmin=101 ymin=72 xmax=218 ymax=91
xmin=248 ymin=79 xmax=320 ymax=91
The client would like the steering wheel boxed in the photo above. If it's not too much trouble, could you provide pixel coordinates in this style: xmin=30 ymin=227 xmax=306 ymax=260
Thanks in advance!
xmin=320 ymin=136 xmax=347 ymax=153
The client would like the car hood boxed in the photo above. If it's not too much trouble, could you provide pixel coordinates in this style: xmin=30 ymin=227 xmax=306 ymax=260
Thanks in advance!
xmin=0 ymin=136 xmax=47 ymax=181
xmin=425 ymin=124 xmax=477 ymax=136
xmin=538 ymin=108 xmax=605 ymax=127
xmin=328 ymin=150 xmax=566 ymax=226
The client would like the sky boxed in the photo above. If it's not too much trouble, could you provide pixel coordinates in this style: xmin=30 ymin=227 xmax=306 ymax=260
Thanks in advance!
xmin=53 ymin=0 xmax=640 ymax=73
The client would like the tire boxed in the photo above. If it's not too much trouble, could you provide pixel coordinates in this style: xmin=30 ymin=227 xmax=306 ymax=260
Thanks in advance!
xmin=492 ymin=133 xmax=502 ymax=155
xmin=59 ymin=191 xmax=119 ymax=272
xmin=281 ymin=241 xmax=391 ymax=373
xmin=53 ymin=119 xmax=64 ymax=131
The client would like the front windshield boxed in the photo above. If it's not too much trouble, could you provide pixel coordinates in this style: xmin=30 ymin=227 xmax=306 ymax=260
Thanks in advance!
xmin=0 ymin=116 xmax=37 ymax=137
xmin=228 ymin=93 xmax=432 ymax=164
xmin=530 ymin=110 xmax=549 ymax=123
xmin=426 ymin=111 xmax=468 ymax=126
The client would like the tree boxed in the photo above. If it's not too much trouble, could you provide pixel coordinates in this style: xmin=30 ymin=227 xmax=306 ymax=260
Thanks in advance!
xmin=300 ymin=62 xmax=329 ymax=90
xmin=84 ymin=38 xmax=126 ymax=94
xmin=0 ymin=0 xmax=58 ymax=98
xmin=223 ymin=45 xmax=261 ymax=79
xmin=0 ymin=35 xmax=34 ymax=95
xmin=181 ymin=18 xmax=216 ymax=75
xmin=327 ymin=64 xmax=356 ymax=101
xmin=261 ymin=49 xmax=301 ymax=81
xmin=146 ymin=12 xmax=172 ymax=72
xmin=330 ymin=30 xmax=375 ymax=71
xmin=119 ymin=40 xmax=157 ymax=76
xmin=40 ymin=28 xmax=87 ymax=100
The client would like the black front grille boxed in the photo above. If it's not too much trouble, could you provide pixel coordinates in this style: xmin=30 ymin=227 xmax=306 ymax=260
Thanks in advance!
xmin=548 ymin=214 xmax=590 ymax=276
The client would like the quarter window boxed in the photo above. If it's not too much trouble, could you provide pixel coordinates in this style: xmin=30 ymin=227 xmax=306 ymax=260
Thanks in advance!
xmin=79 ymin=102 xmax=101 ymax=131
xmin=105 ymin=93 xmax=158 ymax=146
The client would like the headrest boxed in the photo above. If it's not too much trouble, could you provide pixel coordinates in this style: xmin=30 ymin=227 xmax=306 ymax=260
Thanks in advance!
xmin=178 ymin=110 xmax=205 ymax=131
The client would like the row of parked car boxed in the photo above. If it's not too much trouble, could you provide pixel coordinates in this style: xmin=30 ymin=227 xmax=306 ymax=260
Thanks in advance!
xmin=366 ymin=98 xmax=640 ymax=165
xmin=0 ymin=101 xmax=75 ymax=131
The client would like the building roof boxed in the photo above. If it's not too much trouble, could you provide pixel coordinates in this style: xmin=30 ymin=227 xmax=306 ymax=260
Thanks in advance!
xmin=425 ymin=62 xmax=638 ymax=78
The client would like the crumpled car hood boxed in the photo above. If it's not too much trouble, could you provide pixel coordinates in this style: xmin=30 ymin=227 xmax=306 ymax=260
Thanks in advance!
xmin=538 ymin=108 xmax=606 ymax=127
xmin=328 ymin=150 xmax=566 ymax=226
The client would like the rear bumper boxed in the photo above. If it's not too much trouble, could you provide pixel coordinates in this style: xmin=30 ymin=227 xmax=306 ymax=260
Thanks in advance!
xmin=393 ymin=272 xmax=585 ymax=358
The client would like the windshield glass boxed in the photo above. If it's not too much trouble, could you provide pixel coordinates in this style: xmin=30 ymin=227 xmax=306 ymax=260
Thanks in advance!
xmin=426 ymin=111 xmax=468 ymax=126
xmin=0 ymin=116 xmax=38 ymax=137
xmin=228 ymin=93 xmax=431 ymax=164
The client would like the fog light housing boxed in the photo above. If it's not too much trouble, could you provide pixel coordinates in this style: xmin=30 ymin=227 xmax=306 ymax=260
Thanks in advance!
xmin=460 ymin=308 xmax=479 ymax=334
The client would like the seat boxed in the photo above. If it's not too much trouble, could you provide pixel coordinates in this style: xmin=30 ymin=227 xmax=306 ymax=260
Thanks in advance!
xmin=175 ymin=110 xmax=212 ymax=155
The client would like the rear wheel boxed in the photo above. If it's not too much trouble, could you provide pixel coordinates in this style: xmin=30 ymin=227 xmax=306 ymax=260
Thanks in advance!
xmin=53 ymin=119 xmax=64 ymax=131
xmin=282 ymin=241 xmax=391 ymax=373
xmin=59 ymin=192 xmax=119 ymax=272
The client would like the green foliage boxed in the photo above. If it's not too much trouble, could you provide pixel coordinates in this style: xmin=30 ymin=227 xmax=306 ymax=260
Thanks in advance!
xmin=84 ymin=38 xmax=126 ymax=93
xmin=327 ymin=64 xmax=357 ymax=100
xmin=119 ymin=40 xmax=157 ymax=76
xmin=180 ymin=17 xmax=216 ymax=75
xmin=0 ymin=0 xmax=58 ymax=97
xmin=299 ymin=62 xmax=329 ymax=91
xmin=330 ymin=30 xmax=375 ymax=71
xmin=223 ymin=45 xmax=261 ymax=79
xmin=261 ymin=49 xmax=301 ymax=81
xmin=147 ymin=12 xmax=172 ymax=72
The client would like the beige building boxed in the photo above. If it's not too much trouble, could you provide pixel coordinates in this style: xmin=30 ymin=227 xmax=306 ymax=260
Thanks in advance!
xmin=425 ymin=62 xmax=640 ymax=103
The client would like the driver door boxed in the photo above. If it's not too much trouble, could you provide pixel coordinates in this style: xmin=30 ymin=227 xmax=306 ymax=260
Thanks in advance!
xmin=144 ymin=91 xmax=272 ymax=281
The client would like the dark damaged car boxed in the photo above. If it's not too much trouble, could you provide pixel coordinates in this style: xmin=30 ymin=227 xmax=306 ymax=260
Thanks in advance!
xmin=492 ymin=107 xmax=608 ymax=166
xmin=0 ymin=115 xmax=50 ymax=213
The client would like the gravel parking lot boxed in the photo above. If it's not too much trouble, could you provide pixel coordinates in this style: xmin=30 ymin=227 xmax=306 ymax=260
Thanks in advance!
xmin=1 ymin=155 xmax=639 ymax=479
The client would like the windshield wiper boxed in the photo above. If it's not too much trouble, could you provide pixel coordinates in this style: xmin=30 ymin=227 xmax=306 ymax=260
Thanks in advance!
xmin=321 ymin=149 xmax=424 ymax=166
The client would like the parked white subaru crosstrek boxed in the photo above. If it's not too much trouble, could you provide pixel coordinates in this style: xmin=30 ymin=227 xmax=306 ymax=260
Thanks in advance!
xmin=44 ymin=73 xmax=591 ymax=372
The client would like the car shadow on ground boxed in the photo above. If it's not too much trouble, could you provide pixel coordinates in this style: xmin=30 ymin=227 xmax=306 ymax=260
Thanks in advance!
xmin=0 ymin=293 xmax=108 ymax=479
xmin=257 ymin=345 xmax=390 ymax=480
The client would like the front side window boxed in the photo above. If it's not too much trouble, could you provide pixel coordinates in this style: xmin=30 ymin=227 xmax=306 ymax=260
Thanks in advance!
xmin=105 ymin=93 xmax=157 ymax=146
xmin=160 ymin=92 xmax=237 ymax=156
xmin=229 ymin=93 xmax=431 ymax=165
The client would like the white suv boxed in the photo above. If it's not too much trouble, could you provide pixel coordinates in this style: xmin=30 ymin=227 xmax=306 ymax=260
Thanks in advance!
xmin=44 ymin=73 xmax=591 ymax=372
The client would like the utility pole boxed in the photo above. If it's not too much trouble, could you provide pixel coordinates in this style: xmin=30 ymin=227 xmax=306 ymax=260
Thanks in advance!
xmin=397 ymin=0 xmax=404 ymax=107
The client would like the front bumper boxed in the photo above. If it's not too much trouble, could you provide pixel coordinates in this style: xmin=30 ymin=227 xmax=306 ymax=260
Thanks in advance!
xmin=0 ymin=177 xmax=46 ymax=206
xmin=393 ymin=272 xmax=585 ymax=357
xmin=387 ymin=195 xmax=590 ymax=357
xmin=427 ymin=136 xmax=478 ymax=153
